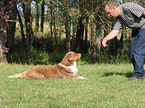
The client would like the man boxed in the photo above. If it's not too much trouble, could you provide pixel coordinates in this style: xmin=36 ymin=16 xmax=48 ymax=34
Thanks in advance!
xmin=102 ymin=1 xmax=145 ymax=81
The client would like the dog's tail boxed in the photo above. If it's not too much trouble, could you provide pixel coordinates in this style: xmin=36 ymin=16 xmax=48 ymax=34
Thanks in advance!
xmin=8 ymin=73 xmax=24 ymax=78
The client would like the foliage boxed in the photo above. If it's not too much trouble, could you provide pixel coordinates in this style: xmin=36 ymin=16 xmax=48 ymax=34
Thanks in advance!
xmin=1 ymin=0 xmax=145 ymax=64
xmin=1 ymin=64 xmax=145 ymax=107
xmin=11 ymin=32 xmax=132 ymax=65
xmin=12 ymin=50 xmax=50 ymax=65
xmin=11 ymin=49 xmax=90 ymax=65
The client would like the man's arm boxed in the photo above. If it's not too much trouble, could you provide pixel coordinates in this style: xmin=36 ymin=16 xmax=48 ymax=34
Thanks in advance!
xmin=102 ymin=30 xmax=119 ymax=47
xmin=143 ymin=10 xmax=145 ymax=16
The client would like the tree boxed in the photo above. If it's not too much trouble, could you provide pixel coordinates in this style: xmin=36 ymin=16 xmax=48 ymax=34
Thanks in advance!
xmin=41 ymin=0 xmax=45 ymax=35
xmin=65 ymin=12 xmax=71 ymax=51
xmin=6 ymin=1 xmax=17 ymax=63
xmin=35 ymin=0 xmax=39 ymax=32
xmin=0 ymin=0 xmax=16 ymax=63
xmin=16 ymin=5 xmax=25 ymax=44
xmin=23 ymin=1 xmax=33 ymax=51
xmin=74 ymin=1 xmax=85 ymax=52
xmin=59 ymin=0 xmax=72 ymax=51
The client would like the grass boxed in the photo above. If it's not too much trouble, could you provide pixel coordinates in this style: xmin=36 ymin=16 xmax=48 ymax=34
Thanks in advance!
xmin=1 ymin=63 xmax=145 ymax=108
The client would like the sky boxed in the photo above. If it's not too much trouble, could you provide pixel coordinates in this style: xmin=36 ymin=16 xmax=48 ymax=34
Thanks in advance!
xmin=17 ymin=1 xmax=48 ymax=14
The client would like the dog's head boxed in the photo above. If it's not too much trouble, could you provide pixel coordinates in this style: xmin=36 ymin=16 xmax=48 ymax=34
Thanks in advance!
xmin=61 ymin=52 xmax=81 ymax=66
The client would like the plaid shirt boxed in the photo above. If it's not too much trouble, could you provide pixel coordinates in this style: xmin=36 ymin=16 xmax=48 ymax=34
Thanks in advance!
xmin=113 ymin=2 xmax=145 ymax=30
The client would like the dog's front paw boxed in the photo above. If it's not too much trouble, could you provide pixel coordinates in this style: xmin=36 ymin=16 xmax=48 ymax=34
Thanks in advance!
xmin=78 ymin=76 xmax=87 ymax=79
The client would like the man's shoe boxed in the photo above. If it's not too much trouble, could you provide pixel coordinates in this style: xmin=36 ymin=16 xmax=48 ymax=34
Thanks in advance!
xmin=128 ymin=77 xmax=142 ymax=81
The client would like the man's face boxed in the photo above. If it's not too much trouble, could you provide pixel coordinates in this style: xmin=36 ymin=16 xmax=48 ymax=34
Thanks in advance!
xmin=105 ymin=5 xmax=119 ymax=18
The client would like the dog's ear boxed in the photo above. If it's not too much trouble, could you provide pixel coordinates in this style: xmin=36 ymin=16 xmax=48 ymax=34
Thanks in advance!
xmin=67 ymin=54 xmax=73 ymax=62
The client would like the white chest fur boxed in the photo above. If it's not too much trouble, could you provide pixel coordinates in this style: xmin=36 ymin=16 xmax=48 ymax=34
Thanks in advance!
xmin=59 ymin=61 xmax=78 ymax=76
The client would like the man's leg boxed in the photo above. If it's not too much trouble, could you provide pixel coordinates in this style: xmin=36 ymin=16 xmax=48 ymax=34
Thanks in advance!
xmin=130 ymin=29 xmax=145 ymax=79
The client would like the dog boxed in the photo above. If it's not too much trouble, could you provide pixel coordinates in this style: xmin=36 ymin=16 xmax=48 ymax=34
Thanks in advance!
xmin=8 ymin=52 xmax=87 ymax=79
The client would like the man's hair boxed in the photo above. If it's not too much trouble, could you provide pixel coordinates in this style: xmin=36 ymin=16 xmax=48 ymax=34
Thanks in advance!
xmin=106 ymin=1 xmax=119 ymax=9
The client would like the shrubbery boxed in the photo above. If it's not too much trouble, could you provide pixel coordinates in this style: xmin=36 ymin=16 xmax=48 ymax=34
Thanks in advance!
xmin=11 ymin=33 xmax=132 ymax=65
xmin=11 ymin=48 xmax=131 ymax=65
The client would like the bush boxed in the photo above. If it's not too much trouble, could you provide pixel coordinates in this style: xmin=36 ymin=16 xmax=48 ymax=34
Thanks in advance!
xmin=12 ymin=50 xmax=49 ymax=65
xmin=11 ymin=49 xmax=90 ymax=65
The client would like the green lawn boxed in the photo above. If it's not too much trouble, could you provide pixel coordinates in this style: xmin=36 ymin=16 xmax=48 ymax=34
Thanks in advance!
xmin=0 ymin=63 xmax=145 ymax=108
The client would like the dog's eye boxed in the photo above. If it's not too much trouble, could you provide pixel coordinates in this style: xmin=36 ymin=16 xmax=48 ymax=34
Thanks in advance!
xmin=68 ymin=59 xmax=71 ymax=62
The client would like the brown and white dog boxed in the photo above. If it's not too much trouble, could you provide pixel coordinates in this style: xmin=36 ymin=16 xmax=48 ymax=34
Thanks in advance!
xmin=8 ymin=52 xmax=87 ymax=79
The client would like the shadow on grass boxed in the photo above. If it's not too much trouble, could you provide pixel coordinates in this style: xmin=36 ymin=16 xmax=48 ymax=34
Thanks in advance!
xmin=102 ymin=71 xmax=133 ymax=78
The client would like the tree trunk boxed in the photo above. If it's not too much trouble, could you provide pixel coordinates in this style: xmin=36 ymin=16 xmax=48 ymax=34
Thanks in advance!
xmin=120 ymin=26 xmax=126 ymax=49
xmin=0 ymin=1 xmax=6 ymax=63
xmin=50 ymin=0 xmax=53 ymax=38
xmin=35 ymin=1 xmax=39 ymax=32
xmin=75 ymin=16 xmax=84 ymax=52
xmin=41 ymin=0 xmax=45 ymax=36
xmin=0 ymin=31 xmax=7 ymax=63
xmin=85 ymin=17 xmax=88 ymax=43
xmin=16 ymin=6 xmax=25 ymax=43
xmin=53 ymin=14 xmax=58 ymax=48
xmin=0 ymin=0 xmax=15 ymax=63
xmin=65 ymin=12 xmax=71 ymax=51
xmin=23 ymin=2 xmax=33 ymax=51
xmin=6 ymin=3 xmax=16 ymax=63
xmin=91 ymin=25 xmax=102 ymax=64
